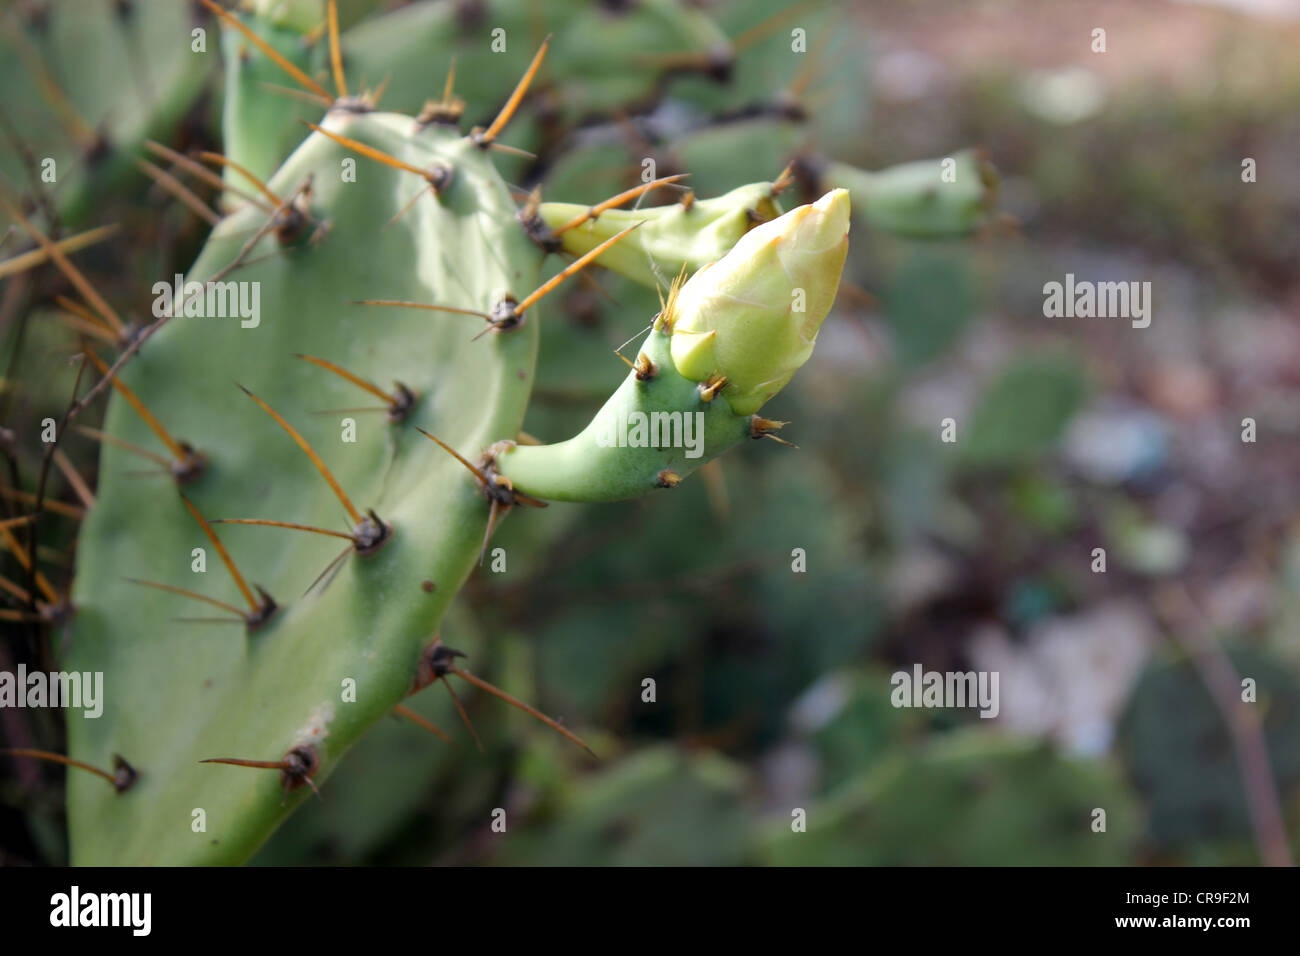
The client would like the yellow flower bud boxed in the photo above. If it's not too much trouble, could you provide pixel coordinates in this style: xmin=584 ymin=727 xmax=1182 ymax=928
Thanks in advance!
xmin=668 ymin=189 xmax=850 ymax=415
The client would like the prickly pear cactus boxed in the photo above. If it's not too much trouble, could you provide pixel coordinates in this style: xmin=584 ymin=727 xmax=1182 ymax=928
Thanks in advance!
xmin=0 ymin=0 xmax=212 ymax=226
xmin=64 ymin=110 xmax=546 ymax=864
xmin=3 ymin=0 xmax=1000 ymax=867
xmin=46 ymin=5 xmax=858 ymax=859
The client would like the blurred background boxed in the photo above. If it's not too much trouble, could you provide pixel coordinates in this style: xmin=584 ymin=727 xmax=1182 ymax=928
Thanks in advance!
xmin=2 ymin=0 xmax=1300 ymax=865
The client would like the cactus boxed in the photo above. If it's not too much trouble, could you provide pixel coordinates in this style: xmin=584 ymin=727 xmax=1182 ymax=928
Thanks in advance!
xmin=496 ymin=189 xmax=849 ymax=501
xmin=536 ymin=178 xmax=788 ymax=290
xmin=339 ymin=0 xmax=732 ymax=130
xmin=758 ymin=731 xmax=1139 ymax=866
xmin=810 ymin=149 xmax=1001 ymax=240
xmin=1118 ymin=645 xmax=1300 ymax=860
xmin=488 ymin=745 xmax=753 ymax=867
xmin=217 ymin=0 xmax=331 ymax=194
xmin=61 ymin=105 xmax=552 ymax=863
xmin=1 ymin=0 xmax=999 ymax=866
xmin=0 ymin=2 xmax=855 ymax=864
xmin=0 ymin=0 xmax=214 ymax=227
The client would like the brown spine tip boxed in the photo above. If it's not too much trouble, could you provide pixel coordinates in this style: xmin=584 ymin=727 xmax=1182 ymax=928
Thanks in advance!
xmin=770 ymin=162 xmax=797 ymax=197
xmin=750 ymin=416 xmax=789 ymax=438
xmin=656 ymin=469 xmax=682 ymax=489
xmin=750 ymin=416 xmax=797 ymax=447
xmin=655 ymin=264 xmax=689 ymax=333
xmin=634 ymin=353 xmax=656 ymax=381
xmin=415 ymin=98 xmax=465 ymax=127
xmin=699 ymin=374 xmax=727 ymax=402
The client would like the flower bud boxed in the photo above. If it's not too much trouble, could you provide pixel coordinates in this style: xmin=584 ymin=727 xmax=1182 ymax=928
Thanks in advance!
xmin=538 ymin=181 xmax=785 ymax=290
xmin=668 ymin=189 xmax=850 ymax=415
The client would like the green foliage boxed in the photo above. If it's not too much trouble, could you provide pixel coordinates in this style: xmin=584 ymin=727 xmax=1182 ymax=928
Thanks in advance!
xmin=961 ymin=355 xmax=1087 ymax=469
xmin=490 ymin=746 xmax=752 ymax=866
xmin=0 ymin=0 xmax=211 ymax=226
xmin=759 ymin=731 xmax=1139 ymax=865
xmin=1118 ymin=645 xmax=1300 ymax=860
xmin=884 ymin=250 xmax=976 ymax=367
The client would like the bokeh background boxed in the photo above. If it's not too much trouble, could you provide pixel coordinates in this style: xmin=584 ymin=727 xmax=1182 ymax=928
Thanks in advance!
xmin=2 ymin=0 xmax=1299 ymax=865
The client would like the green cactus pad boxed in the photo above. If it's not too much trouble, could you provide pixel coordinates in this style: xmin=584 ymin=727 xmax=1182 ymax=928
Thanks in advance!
xmin=819 ymin=149 xmax=999 ymax=239
xmin=62 ymin=112 xmax=542 ymax=864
